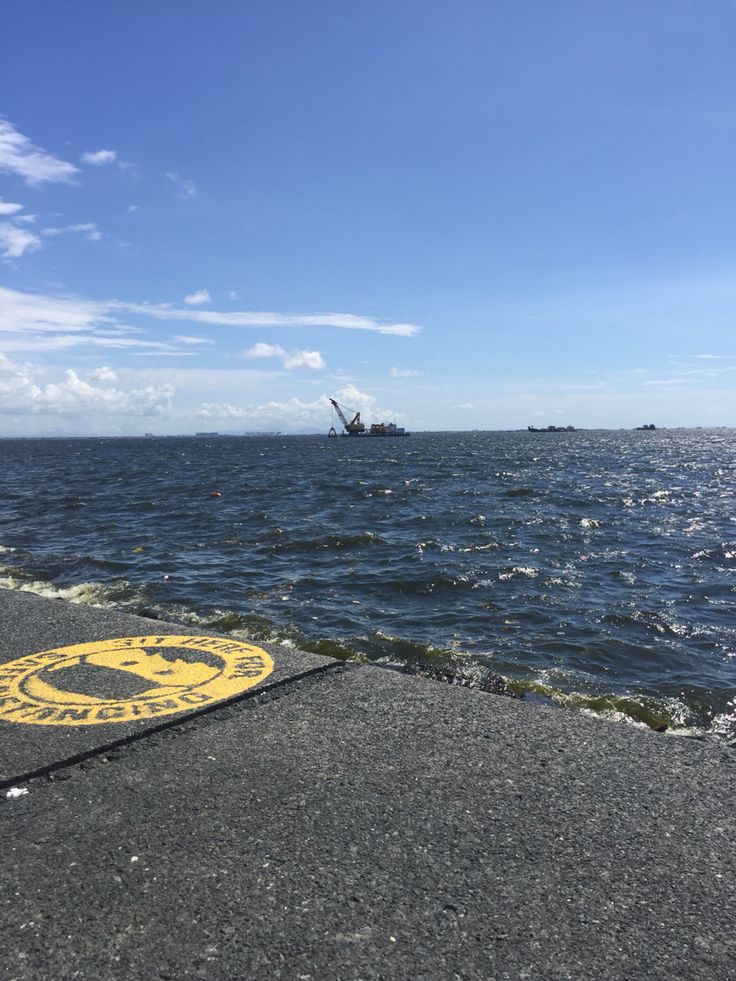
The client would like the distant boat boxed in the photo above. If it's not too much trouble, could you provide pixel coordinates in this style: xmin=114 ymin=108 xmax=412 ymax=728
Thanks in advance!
xmin=329 ymin=398 xmax=409 ymax=437
xmin=367 ymin=422 xmax=408 ymax=437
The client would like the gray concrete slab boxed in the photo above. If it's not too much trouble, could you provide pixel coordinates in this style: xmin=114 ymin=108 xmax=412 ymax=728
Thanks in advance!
xmin=0 ymin=588 xmax=335 ymax=784
xmin=2 ymin=632 xmax=735 ymax=980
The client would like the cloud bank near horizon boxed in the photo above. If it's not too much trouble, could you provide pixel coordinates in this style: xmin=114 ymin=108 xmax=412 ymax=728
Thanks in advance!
xmin=0 ymin=350 xmax=393 ymax=435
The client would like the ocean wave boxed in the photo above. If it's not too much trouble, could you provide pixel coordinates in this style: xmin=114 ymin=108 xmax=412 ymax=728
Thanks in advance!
xmin=0 ymin=564 xmax=724 ymax=738
xmin=507 ymin=678 xmax=699 ymax=734
xmin=498 ymin=566 xmax=539 ymax=580
xmin=579 ymin=518 xmax=602 ymax=529
xmin=415 ymin=539 xmax=455 ymax=553
xmin=1 ymin=429 xmax=734 ymax=742
xmin=262 ymin=532 xmax=384 ymax=554
xmin=0 ymin=570 xmax=141 ymax=608
xmin=504 ymin=487 xmax=536 ymax=498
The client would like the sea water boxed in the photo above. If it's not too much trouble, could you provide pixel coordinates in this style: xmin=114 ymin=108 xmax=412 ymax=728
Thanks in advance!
xmin=0 ymin=430 xmax=734 ymax=739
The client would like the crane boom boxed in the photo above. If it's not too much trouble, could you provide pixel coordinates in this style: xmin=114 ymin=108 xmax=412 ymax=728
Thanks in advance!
xmin=329 ymin=398 xmax=349 ymax=429
xmin=329 ymin=398 xmax=365 ymax=435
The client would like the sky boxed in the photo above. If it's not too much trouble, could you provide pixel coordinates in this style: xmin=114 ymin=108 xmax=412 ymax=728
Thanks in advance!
xmin=1 ymin=0 xmax=735 ymax=435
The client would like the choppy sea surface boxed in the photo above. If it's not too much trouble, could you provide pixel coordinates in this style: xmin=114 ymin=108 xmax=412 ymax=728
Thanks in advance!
xmin=1 ymin=430 xmax=735 ymax=740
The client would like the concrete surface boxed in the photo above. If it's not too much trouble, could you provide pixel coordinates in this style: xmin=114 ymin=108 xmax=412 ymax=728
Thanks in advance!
xmin=0 ymin=588 xmax=333 ymax=783
xmin=1 ymin=588 xmax=735 ymax=979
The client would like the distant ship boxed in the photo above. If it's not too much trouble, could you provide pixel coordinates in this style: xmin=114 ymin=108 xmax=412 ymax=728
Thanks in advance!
xmin=328 ymin=398 xmax=409 ymax=437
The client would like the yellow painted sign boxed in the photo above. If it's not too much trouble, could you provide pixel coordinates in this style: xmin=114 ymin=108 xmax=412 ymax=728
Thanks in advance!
xmin=0 ymin=635 xmax=274 ymax=726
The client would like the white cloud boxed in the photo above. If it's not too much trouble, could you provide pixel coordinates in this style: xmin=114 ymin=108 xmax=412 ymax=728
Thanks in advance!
xmin=390 ymin=367 xmax=418 ymax=377
xmin=0 ymin=345 xmax=405 ymax=433
xmin=166 ymin=171 xmax=197 ymax=198
xmin=91 ymin=365 xmax=118 ymax=382
xmin=129 ymin=350 xmax=198 ymax=358
xmin=0 ymin=288 xmax=193 ymax=356
xmin=642 ymin=377 xmax=690 ymax=387
xmin=195 ymin=401 xmax=250 ymax=420
xmin=0 ymin=334 xmax=92 ymax=353
xmin=184 ymin=288 xmax=211 ymax=306
xmin=85 ymin=335 xmax=198 ymax=354
xmin=195 ymin=394 xmax=330 ymax=425
xmin=118 ymin=301 xmax=421 ymax=336
xmin=691 ymin=353 xmax=735 ymax=360
xmin=244 ymin=342 xmax=326 ymax=371
xmin=331 ymin=383 xmax=381 ymax=415
xmin=283 ymin=350 xmax=325 ymax=370
xmin=172 ymin=335 xmax=212 ymax=345
xmin=227 ymin=290 xmax=237 ymax=300
xmin=0 ymin=118 xmax=78 ymax=185
xmin=194 ymin=384 xmax=393 ymax=430
xmin=0 ymin=222 xmax=41 ymax=259
xmin=0 ymin=200 xmax=42 ymax=259
xmin=38 ymin=371 xmax=173 ymax=415
xmin=42 ymin=223 xmax=101 ymax=241
xmin=127 ymin=204 xmax=139 ymax=213
xmin=1 ymin=285 xmax=422 ymax=339
xmin=0 ymin=352 xmax=38 ymax=402
xmin=244 ymin=342 xmax=286 ymax=359
xmin=0 ymin=353 xmax=173 ymax=418
xmin=0 ymin=331 xmax=198 ymax=357
xmin=0 ymin=209 xmax=102 ymax=261
xmin=0 ymin=286 xmax=420 ymax=364
xmin=81 ymin=149 xmax=117 ymax=166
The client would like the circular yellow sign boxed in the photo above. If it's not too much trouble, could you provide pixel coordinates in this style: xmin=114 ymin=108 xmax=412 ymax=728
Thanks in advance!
xmin=0 ymin=635 xmax=274 ymax=726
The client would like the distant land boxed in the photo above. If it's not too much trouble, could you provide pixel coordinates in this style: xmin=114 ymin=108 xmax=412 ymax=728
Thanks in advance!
xmin=2 ymin=426 xmax=735 ymax=441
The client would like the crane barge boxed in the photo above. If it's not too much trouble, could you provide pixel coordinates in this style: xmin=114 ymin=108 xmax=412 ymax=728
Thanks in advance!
xmin=328 ymin=398 xmax=408 ymax=437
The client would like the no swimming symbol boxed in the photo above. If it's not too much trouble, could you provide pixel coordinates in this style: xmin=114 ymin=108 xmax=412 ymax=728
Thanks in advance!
xmin=0 ymin=635 xmax=274 ymax=726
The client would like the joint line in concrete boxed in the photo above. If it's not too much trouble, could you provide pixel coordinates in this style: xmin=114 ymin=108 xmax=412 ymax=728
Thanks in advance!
xmin=0 ymin=660 xmax=351 ymax=792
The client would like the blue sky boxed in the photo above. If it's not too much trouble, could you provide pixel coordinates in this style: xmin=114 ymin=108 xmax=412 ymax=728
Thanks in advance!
xmin=1 ymin=0 xmax=735 ymax=434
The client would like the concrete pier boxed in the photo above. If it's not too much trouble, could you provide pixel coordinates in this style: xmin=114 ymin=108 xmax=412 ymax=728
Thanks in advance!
xmin=1 ymin=587 xmax=734 ymax=979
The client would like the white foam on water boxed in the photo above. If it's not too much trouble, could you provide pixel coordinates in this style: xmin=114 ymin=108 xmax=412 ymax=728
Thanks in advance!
xmin=578 ymin=707 xmax=652 ymax=730
xmin=0 ymin=573 xmax=137 ymax=609
xmin=710 ymin=699 xmax=736 ymax=741
xmin=499 ymin=566 xmax=538 ymax=581
xmin=684 ymin=520 xmax=708 ymax=533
